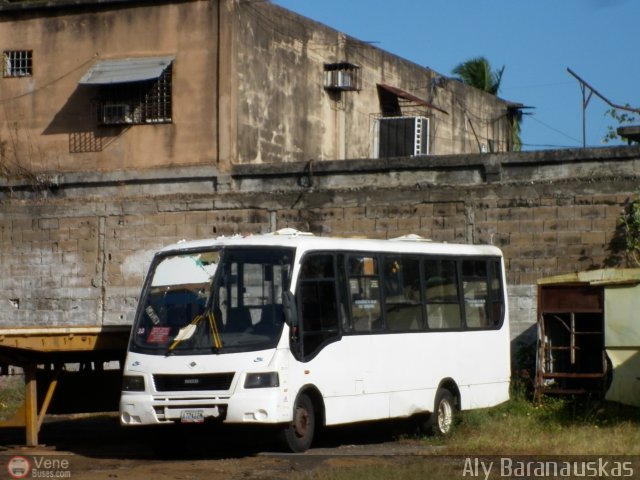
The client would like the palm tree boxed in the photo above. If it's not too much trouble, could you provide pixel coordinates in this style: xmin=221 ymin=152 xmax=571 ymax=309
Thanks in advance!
xmin=508 ymin=106 xmax=523 ymax=151
xmin=452 ymin=56 xmax=523 ymax=151
xmin=452 ymin=56 xmax=504 ymax=95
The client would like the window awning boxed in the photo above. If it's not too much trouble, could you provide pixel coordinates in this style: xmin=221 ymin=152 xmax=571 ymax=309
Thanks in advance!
xmin=79 ymin=56 xmax=174 ymax=85
xmin=377 ymin=83 xmax=449 ymax=116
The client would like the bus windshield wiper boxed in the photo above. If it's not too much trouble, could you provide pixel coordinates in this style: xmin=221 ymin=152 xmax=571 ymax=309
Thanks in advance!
xmin=166 ymin=311 xmax=223 ymax=355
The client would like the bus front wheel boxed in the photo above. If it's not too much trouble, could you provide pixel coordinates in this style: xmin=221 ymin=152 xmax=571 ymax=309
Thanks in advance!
xmin=424 ymin=388 xmax=456 ymax=436
xmin=280 ymin=393 xmax=315 ymax=453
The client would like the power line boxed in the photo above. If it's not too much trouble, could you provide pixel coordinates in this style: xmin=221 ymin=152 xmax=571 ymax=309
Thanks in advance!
xmin=0 ymin=54 xmax=98 ymax=104
xmin=567 ymin=67 xmax=640 ymax=148
xmin=527 ymin=115 xmax=581 ymax=145
xmin=520 ymin=143 xmax=581 ymax=149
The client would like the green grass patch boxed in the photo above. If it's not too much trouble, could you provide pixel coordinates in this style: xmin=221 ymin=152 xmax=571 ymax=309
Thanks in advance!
xmin=0 ymin=375 xmax=24 ymax=420
xmin=292 ymin=385 xmax=640 ymax=480
xmin=430 ymin=388 xmax=640 ymax=455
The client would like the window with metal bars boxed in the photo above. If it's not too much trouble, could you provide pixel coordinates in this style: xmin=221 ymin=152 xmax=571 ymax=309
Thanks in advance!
xmin=98 ymin=65 xmax=172 ymax=125
xmin=3 ymin=50 xmax=32 ymax=77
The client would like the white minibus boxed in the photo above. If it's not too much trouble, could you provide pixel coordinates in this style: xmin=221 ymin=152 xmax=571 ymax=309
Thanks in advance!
xmin=120 ymin=230 xmax=510 ymax=452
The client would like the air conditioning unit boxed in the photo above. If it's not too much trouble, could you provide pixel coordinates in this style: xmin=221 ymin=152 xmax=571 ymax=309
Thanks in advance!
xmin=324 ymin=70 xmax=355 ymax=90
xmin=375 ymin=116 xmax=429 ymax=158
xmin=323 ymin=63 xmax=360 ymax=92
xmin=102 ymin=103 xmax=133 ymax=125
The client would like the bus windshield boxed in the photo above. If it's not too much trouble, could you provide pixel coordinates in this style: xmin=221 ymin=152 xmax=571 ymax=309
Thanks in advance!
xmin=131 ymin=246 xmax=293 ymax=355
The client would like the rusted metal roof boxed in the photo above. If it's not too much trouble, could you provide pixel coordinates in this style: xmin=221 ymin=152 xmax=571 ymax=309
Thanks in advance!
xmin=79 ymin=56 xmax=174 ymax=85
xmin=377 ymin=83 xmax=448 ymax=116
xmin=618 ymin=125 xmax=640 ymax=144
xmin=537 ymin=268 xmax=640 ymax=286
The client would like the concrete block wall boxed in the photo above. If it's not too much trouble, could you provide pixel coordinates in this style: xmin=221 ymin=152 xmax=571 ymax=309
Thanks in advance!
xmin=0 ymin=198 xmax=273 ymax=327
xmin=2 ymin=147 xmax=640 ymax=350
xmin=1 ymin=213 xmax=102 ymax=326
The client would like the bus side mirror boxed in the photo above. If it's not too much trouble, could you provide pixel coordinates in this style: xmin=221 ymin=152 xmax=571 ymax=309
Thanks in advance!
xmin=282 ymin=291 xmax=298 ymax=328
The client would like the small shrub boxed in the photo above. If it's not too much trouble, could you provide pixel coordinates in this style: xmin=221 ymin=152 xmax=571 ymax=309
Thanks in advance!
xmin=619 ymin=197 xmax=640 ymax=267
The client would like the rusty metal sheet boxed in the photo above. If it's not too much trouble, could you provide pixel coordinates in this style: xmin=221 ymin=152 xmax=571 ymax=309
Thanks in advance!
xmin=538 ymin=268 xmax=640 ymax=286
xmin=539 ymin=285 xmax=603 ymax=313
xmin=377 ymin=83 xmax=449 ymax=115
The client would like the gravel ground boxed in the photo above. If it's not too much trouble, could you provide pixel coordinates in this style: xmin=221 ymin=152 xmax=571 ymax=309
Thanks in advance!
xmin=0 ymin=414 xmax=445 ymax=479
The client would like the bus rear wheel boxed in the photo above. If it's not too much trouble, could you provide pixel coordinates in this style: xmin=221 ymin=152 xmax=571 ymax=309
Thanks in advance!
xmin=280 ymin=393 xmax=315 ymax=453
xmin=423 ymin=388 xmax=456 ymax=436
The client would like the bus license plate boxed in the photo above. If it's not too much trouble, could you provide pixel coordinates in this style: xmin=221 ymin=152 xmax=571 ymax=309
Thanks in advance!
xmin=181 ymin=410 xmax=204 ymax=423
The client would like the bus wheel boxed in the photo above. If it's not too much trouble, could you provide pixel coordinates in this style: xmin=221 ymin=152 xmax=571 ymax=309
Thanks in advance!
xmin=424 ymin=388 xmax=456 ymax=436
xmin=280 ymin=393 xmax=315 ymax=453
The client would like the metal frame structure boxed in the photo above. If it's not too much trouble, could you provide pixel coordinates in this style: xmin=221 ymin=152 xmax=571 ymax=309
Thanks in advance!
xmin=535 ymin=269 xmax=640 ymax=403
xmin=0 ymin=326 xmax=130 ymax=446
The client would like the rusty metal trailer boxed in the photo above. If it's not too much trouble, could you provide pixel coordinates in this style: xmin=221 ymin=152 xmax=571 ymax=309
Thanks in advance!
xmin=0 ymin=325 xmax=130 ymax=446
xmin=535 ymin=269 xmax=640 ymax=407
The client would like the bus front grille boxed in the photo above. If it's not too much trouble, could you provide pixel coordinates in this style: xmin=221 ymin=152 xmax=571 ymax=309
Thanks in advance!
xmin=153 ymin=373 xmax=235 ymax=392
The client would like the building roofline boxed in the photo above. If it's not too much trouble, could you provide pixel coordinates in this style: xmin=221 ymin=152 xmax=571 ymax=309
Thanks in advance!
xmin=0 ymin=0 xmax=195 ymax=13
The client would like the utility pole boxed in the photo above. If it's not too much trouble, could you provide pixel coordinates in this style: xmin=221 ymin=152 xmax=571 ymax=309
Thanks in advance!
xmin=567 ymin=68 xmax=640 ymax=148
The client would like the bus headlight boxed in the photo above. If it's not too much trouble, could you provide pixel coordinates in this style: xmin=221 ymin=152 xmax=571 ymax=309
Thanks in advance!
xmin=122 ymin=375 xmax=146 ymax=392
xmin=244 ymin=372 xmax=279 ymax=389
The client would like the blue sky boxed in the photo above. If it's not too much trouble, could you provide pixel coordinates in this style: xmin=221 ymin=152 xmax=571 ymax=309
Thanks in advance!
xmin=272 ymin=0 xmax=639 ymax=151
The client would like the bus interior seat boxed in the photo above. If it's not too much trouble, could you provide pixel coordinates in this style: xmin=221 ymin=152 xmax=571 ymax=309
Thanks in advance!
xmin=426 ymin=304 xmax=461 ymax=329
xmin=261 ymin=304 xmax=283 ymax=325
xmin=352 ymin=314 xmax=370 ymax=332
xmin=386 ymin=303 xmax=421 ymax=331
xmin=253 ymin=304 xmax=284 ymax=335
xmin=226 ymin=307 xmax=252 ymax=332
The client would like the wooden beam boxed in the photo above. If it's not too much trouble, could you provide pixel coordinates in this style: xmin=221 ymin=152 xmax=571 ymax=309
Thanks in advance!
xmin=37 ymin=365 xmax=61 ymax=431
xmin=24 ymin=364 xmax=39 ymax=447
xmin=0 ymin=326 xmax=130 ymax=353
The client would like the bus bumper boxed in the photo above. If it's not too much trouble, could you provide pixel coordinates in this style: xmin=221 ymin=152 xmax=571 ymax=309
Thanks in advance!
xmin=120 ymin=389 xmax=288 ymax=426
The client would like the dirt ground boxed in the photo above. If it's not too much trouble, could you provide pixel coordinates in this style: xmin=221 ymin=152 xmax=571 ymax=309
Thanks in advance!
xmin=0 ymin=414 xmax=446 ymax=479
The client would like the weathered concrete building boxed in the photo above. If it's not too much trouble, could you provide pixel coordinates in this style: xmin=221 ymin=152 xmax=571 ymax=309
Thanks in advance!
xmin=0 ymin=0 xmax=518 ymax=181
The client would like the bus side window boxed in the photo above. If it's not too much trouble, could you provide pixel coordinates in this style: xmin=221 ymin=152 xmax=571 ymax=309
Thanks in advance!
xmin=383 ymin=256 xmax=423 ymax=331
xmin=462 ymin=260 xmax=492 ymax=328
xmin=337 ymin=254 xmax=351 ymax=332
xmin=424 ymin=259 xmax=462 ymax=330
xmin=347 ymin=255 xmax=382 ymax=333
xmin=489 ymin=260 xmax=505 ymax=326
xmin=298 ymin=254 xmax=340 ymax=359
